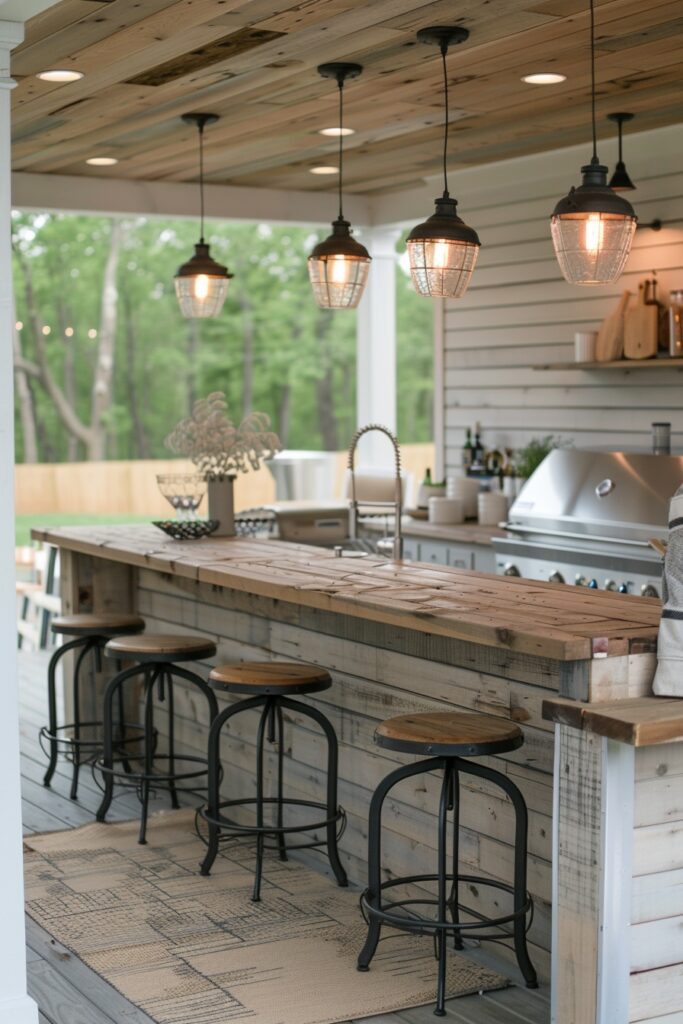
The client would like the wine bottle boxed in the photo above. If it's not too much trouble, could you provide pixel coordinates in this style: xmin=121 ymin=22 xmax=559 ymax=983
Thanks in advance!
xmin=462 ymin=429 xmax=473 ymax=472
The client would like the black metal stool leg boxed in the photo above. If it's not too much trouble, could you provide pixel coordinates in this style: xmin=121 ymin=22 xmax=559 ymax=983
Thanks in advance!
xmin=138 ymin=666 xmax=158 ymax=845
xmin=434 ymin=765 xmax=451 ymax=1017
xmin=43 ymin=644 xmax=65 ymax=788
xmin=449 ymin=761 xmax=464 ymax=950
xmin=165 ymin=671 xmax=180 ymax=810
xmin=275 ymin=701 xmax=288 ymax=862
xmin=281 ymin=696 xmax=347 ymax=888
xmin=42 ymin=636 xmax=88 ymax=788
xmin=200 ymin=695 xmax=266 ymax=876
xmin=459 ymin=760 xmax=538 ymax=989
xmin=115 ymin=657 xmax=133 ymax=774
xmin=358 ymin=757 xmax=445 ymax=971
xmin=69 ymin=639 xmax=93 ymax=800
xmin=252 ymin=700 xmax=271 ymax=902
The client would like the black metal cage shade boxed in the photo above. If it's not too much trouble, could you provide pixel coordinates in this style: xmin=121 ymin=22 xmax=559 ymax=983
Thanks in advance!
xmin=175 ymin=242 xmax=232 ymax=281
xmin=552 ymin=161 xmax=637 ymax=219
xmin=174 ymin=242 xmax=233 ymax=318
xmin=308 ymin=217 xmax=371 ymax=309
xmin=407 ymin=194 xmax=481 ymax=299
xmin=551 ymin=161 xmax=637 ymax=285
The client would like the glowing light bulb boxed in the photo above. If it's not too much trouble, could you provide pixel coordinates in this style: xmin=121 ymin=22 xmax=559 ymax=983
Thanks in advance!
xmin=432 ymin=241 xmax=450 ymax=269
xmin=584 ymin=213 xmax=604 ymax=254
xmin=194 ymin=274 xmax=209 ymax=300
xmin=42 ymin=325 xmax=51 ymax=335
xmin=330 ymin=255 xmax=350 ymax=285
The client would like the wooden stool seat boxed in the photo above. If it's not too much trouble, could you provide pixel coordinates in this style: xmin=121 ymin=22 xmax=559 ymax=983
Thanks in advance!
xmin=51 ymin=613 xmax=145 ymax=637
xmin=209 ymin=662 xmax=332 ymax=695
xmin=104 ymin=633 xmax=216 ymax=663
xmin=375 ymin=711 xmax=523 ymax=757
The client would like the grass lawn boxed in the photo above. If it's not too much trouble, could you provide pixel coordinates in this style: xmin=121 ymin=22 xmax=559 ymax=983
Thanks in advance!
xmin=16 ymin=513 xmax=152 ymax=547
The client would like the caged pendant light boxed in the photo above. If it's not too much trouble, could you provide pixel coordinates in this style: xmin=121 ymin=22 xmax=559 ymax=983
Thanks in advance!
xmin=607 ymin=112 xmax=636 ymax=191
xmin=308 ymin=63 xmax=371 ymax=309
xmin=406 ymin=26 xmax=480 ymax=300
xmin=550 ymin=0 xmax=636 ymax=286
xmin=175 ymin=113 xmax=233 ymax=318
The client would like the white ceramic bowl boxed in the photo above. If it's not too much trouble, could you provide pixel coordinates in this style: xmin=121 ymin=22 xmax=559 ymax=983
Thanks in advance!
xmin=446 ymin=476 xmax=479 ymax=518
xmin=428 ymin=496 xmax=465 ymax=525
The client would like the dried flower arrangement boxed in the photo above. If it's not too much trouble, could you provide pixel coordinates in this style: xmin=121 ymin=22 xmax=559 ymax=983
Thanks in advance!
xmin=165 ymin=391 xmax=282 ymax=479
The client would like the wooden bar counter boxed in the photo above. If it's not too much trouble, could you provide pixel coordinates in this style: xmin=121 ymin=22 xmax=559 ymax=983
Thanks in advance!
xmin=33 ymin=525 xmax=666 ymax=1016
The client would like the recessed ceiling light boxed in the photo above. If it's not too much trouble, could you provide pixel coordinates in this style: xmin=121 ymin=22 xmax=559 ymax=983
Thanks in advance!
xmin=310 ymin=165 xmax=339 ymax=175
xmin=522 ymin=72 xmax=566 ymax=85
xmin=37 ymin=69 xmax=84 ymax=83
xmin=319 ymin=127 xmax=355 ymax=137
xmin=86 ymin=157 xmax=119 ymax=166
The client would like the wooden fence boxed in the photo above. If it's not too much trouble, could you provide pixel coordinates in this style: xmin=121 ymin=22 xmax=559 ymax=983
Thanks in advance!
xmin=15 ymin=444 xmax=434 ymax=518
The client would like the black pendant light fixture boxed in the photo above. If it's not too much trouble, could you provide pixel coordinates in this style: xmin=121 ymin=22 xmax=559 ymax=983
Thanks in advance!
xmin=607 ymin=112 xmax=636 ymax=191
xmin=308 ymin=63 xmax=371 ymax=310
xmin=550 ymin=0 xmax=636 ymax=285
xmin=175 ymin=113 xmax=232 ymax=318
xmin=406 ymin=26 xmax=480 ymax=300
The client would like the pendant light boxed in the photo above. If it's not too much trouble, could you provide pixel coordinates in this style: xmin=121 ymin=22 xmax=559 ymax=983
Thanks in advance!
xmin=406 ymin=26 xmax=480 ymax=300
xmin=550 ymin=0 xmax=636 ymax=285
xmin=308 ymin=63 xmax=371 ymax=309
xmin=607 ymin=112 xmax=636 ymax=191
xmin=175 ymin=113 xmax=232 ymax=318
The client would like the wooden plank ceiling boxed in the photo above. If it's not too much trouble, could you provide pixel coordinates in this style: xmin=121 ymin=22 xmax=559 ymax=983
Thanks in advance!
xmin=10 ymin=0 xmax=683 ymax=195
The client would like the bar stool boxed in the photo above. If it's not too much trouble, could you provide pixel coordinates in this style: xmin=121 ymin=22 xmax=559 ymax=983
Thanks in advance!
xmin=198 ymin=662 xmax=348 ymax=902
xmin=94 ymin=633 xmax=219 ymax=844
xmin=358 ymin=711 xmax=537 ymax=1016
xmin=40 ymin=613 xmax=145 ymax=800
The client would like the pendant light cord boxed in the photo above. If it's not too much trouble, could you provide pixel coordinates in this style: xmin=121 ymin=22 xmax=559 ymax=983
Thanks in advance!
xmin=198 ymin=120 xmax=206 ymax=243
xmin=441 ymin=42 xmax=449 ymax=196
xmin=617 ymin=118 xmax=623 ymax=162
xmin=590 ymin=0 xmax=597 ymax=163
xmin=337 ymin=77 xmax=344 ymax=220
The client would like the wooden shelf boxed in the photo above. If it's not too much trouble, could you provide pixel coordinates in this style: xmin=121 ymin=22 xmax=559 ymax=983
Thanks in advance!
xmin=533 ymin=358 xmax=683 ymax=371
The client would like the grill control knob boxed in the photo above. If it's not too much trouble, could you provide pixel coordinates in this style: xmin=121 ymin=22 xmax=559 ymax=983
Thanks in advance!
xmin=588 ymin=579 xmax=599 ymax=589
xmin=641 ymin=584 xmax=659 ymax=599
xmin=503 ymin=563 xmax=521 ymax=577
xmin=605 ymin=579 xmax=617 ymax=591
xmin=618 ymin=583 xmax=630 ymax=594
xmin=575 ymin=574 xmax=588 ymax=587
xmin=548 ymin=570 xmax=565 ymax=584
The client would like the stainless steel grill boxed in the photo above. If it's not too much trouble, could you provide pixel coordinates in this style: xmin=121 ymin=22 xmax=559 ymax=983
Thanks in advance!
xmin=492 ymin=449 xmax=683 ymax=597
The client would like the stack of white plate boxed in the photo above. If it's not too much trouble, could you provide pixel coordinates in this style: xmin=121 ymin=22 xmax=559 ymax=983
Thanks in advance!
xmin=446 ymin=476 xmax=480 ymax=519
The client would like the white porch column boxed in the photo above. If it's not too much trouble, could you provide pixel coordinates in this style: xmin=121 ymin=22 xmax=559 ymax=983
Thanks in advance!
xmin=355 ymin=226 xmax=400 ymax=465
xmin=0 ymin=18 xmax=39 ymax=1024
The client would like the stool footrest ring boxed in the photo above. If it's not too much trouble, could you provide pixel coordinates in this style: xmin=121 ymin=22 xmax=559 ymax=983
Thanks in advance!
xmin=95 ymin=753 xmax=209 ymax=785
xmin=360 ymin=872 xmax=532 ymax=939
xmin=199 ymin=796 xmax=345 ymax=837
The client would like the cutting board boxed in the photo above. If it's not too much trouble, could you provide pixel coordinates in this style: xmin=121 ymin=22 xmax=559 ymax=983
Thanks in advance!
xmin=624 ymin=281 xmax=658 ymax=360
xmin=595 ymin=290 xmax=630 ymax=362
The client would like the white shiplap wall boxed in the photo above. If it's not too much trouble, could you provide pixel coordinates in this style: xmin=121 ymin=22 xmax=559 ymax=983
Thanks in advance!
xmin=434 ymin=124 xmax=683 ymax=473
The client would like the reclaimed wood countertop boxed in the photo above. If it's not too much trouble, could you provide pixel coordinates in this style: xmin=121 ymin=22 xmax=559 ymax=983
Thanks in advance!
xmin=32 ymin=524 xmax=661 ymax=663
xmin=543 ymin=695 xmax=683 ymax=746
xmin=362 ymin=517 xmax=505 ymax=547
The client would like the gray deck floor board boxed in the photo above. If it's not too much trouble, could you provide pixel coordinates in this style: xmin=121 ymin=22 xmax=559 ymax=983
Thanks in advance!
xmin=19 ymin=647 xmax=549 ymax=1023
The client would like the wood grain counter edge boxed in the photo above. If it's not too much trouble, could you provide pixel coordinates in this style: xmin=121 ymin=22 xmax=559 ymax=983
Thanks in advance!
xmin=32 ymin=525 xmax=660 ymax=664
xmin=543 ymin=695 xmax=683 ymax=746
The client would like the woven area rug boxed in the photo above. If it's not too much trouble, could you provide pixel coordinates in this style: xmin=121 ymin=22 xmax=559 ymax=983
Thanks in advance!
xmin=24 ymin=809 xmax=506 ymax=1024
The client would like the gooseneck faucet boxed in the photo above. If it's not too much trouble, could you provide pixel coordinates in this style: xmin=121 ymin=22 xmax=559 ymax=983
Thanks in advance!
xmin=347 ymin=423 xmax=403 ymax=560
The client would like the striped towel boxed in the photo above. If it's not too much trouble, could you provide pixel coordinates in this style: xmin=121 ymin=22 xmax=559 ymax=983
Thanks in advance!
xmin=654 ymin=487 xmax=683 ymax=697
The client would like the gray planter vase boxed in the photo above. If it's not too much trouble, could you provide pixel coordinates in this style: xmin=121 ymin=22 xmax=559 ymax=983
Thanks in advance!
xmin=207 ymin=475 xmax=236 ymax=536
